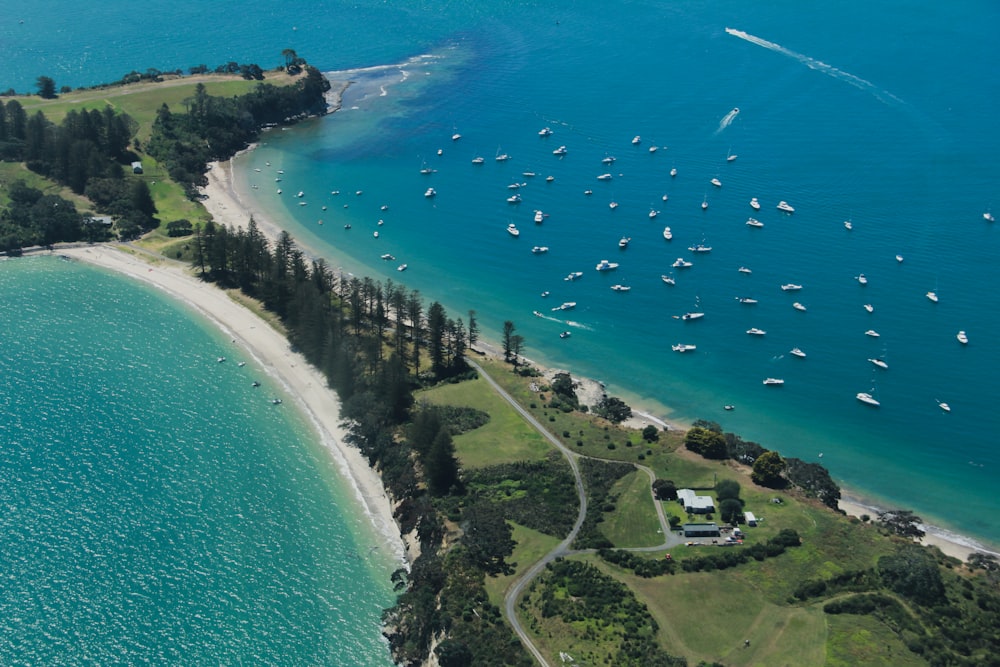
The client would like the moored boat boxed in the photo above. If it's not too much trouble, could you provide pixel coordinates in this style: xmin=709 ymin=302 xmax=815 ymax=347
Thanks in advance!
xmin=507 ymin=223 xmax=520 ymax=237
xmin=763 ymin=378 xmax=785 ymax=386
xmin=792 ymin=302 xmax=807 ymax=311
xmin=595 ymin=259 xmax=619 ymax=271
xmin=781 ymin=283 xmax=802 ymax=291
xmin=746 ymin=327 xmax=766 ymax=336
xmin=610 ymin=284 xmax=631 ymax=292
xmin=957 ymin=330 xmax=969 ymax=344
xmin=776 ymin=200 xmax=795 ymax=213
xmin=681 ymin=312 xmax=705 ymax=321
xmin=790 ymin=348 xmax=806 ymax=358
xmin=672 ymin=343 xmax=697 ymax=352
xmin=661 ymin=274 xmax=676 ymax=285
xmin=749 ymin=197 xmax=760 ymax=210
xmin=662 ymin=227 xmax=673 ymax=241
xmin=869 ymin=358 xmax=889 ymax=370
xmin=856 ymin=392 xmax=880 ymax=407
xmin=672 ymin=257 xmax=692 ymax=268
xmin=865 ymin=329 xmax=880 ymax=337
xmin=926 ymin=291 xmax=938 ymax=302
xmin=746 ymin=217 xmax=763 ymax=228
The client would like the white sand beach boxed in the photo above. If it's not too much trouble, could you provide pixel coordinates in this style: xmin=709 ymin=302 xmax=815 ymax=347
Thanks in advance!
xmin=60 ymin=243 xmax=407 ymax=567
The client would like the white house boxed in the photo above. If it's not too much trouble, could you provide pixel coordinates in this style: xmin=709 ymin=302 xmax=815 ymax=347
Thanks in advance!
xmin=677 ymin=488 xmax=715 ymax=514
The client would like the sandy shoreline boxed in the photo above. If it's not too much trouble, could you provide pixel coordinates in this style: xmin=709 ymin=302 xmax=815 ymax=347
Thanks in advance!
xmin=59 ymin=244 xmax=407 ymax=569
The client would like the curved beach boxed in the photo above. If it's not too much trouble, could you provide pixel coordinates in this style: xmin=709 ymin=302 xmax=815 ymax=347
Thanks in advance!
xmin=61 ymin=243 xmax=407 ymax=567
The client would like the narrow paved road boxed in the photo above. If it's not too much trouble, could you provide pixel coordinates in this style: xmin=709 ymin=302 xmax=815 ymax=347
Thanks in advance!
xmin=468 ymin=359 xmax=682 ymax=666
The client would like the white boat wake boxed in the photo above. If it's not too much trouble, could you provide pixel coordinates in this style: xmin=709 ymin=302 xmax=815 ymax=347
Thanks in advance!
xmin=715 ymin=107 xmax=740 ymax=134
xmin=725 ymin=27 xmax=904 ymax=106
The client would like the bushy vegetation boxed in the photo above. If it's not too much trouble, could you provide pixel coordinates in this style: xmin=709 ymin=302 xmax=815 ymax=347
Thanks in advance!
xmin=528 ymin=559 xmax=687 ymax=667
xmin=792 ymin=540 xmax=1000 ymax=665
xmin=0 ymin=180 xmax=107 ymax=252
xmin=573 ymin=458 xmax=636 ymax=549
xmin=463 ymin=456 xmax=578 ymax=537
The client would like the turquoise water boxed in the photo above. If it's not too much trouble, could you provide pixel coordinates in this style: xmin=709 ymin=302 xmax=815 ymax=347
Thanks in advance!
xmin=0 ymin=258 xmax=396 ymax=665
xmin=3 ymin=1 xmax=999 ymax=640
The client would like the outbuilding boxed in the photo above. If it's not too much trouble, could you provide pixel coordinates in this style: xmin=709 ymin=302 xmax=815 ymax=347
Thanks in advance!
xmin=683 ymin=522 xmax=721 ymax=538
xmin=744 ymin=511 xmax=758 ymax=527
xmin=131 ymin=161 xmax=143 ymax=174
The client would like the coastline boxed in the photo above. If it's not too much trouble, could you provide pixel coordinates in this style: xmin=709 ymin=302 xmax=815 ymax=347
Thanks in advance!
xmin=58 ymin=243 xmax=408 ymax=569
xmin=199 ymin=137 xmax=993 ymax=568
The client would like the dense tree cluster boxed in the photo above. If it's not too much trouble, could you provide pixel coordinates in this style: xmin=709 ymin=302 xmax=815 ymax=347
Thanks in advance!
xmin=548 ymin=372 xmax=579 ymax=411
xmin=750 ymin=450 xmax=787 ymax=488
xmin=0 ymin=180 xmax=108 ymax=252
xmin=594 ymin=395 xmax=632 ymax=424
xmin=783 ymin=457 xmax=841 ymax=509
xmin=148 ymin=69 xmax=330 ymax=197
xmin=0 ymin=99 xmax=157 ymax=243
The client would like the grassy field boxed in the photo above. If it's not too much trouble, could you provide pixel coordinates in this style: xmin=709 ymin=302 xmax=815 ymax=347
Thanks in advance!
xmin=417 ymin=375 xmax=553 ymax=468
xmin=18 ymin=72 xmax=293 ymax=143
xmin=599 ymin=469 xmax=664 ymax=548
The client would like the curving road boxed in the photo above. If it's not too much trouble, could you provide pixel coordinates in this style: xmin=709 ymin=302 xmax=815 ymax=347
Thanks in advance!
xmin=468 ymin=359 xmax=682 ymax=666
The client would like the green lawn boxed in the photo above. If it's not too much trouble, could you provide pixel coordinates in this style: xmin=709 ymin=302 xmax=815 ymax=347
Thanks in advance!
xmin=609 ymin=562 xmax=830 ymax=666
xmin=417 ymin=375 xmax=552 ymax=467
xmin=599 ymin=470 xmax=664 ymax=548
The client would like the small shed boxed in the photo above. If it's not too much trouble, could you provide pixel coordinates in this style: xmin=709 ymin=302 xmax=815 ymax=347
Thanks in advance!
xmin=131 ymin=161 xmax=143 ymax=174
xmin=683 ymin=523 xmax=721 ymax=538
xmin=744 ymin=511 xmax=758 ymax=527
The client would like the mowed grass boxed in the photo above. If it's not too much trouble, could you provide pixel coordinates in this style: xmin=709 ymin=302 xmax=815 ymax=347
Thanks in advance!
xmin=416 ymin=375 xmax=552 ymax=467
xmin=599 ymin=470 xmax=664 ymax=548
xmin=824 ymin=611 xmax=925 ymax=667
xmin=474 ymin=357 xmax=683 ymax=467
xmin=18 ymin=73 xmax=293 ymax=142
xmin=607 ymin=562 xmax=829 ymax=666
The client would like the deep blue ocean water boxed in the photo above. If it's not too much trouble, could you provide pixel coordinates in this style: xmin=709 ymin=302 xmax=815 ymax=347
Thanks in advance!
xmin=3 ymin=2 xmax=1000 ymax=656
